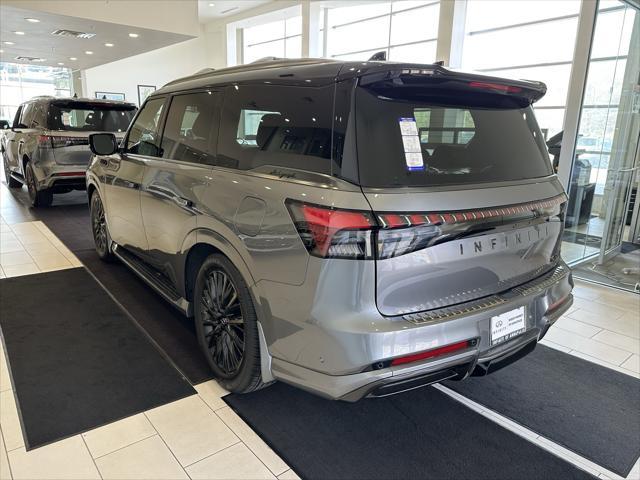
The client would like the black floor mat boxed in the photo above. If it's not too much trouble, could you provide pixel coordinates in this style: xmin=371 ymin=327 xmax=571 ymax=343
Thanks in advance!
xmin=76 ymin=250 xmax=213 ymax=384
xmin=0 ymin=268 xmax=196 ymax=450
xmin=1 ymin=188 xmax=212 ymax=385
xmin=445 ymin=345 xmax=640 ymax=476
xmin=225 ymin=383 xmax=595 ymax=480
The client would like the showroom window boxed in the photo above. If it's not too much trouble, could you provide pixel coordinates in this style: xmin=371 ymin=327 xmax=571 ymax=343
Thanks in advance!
xmin=322 ymin=1 xmax=440 ymax=63
xmin=461 ymin=0 xmax=583 ymax=140
xmin=0 ymin=62 xmax=71 ymax=125
xmin=242 ymin=16 xmax=302 ymax=64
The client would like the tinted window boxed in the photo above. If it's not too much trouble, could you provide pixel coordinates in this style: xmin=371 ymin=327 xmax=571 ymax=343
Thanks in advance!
xmin=48 ymin=101 xmax=136 ymax=132
xmin=355 ymin=87 xmax=553 ymax=187
xmin=12 ymin=107 xmax=22 ymax=129
xmin=218 ymin=84 xmax=336 ymax=174
xmin=19 ymin=103 xmax=34 ymax=128
xmin=31 ymin=103 xmax=46 ymax=128
xmin=126 ymin=97 xmax=165 ymax=157
xmin=161 ymin=91 xmax=219 ymax=165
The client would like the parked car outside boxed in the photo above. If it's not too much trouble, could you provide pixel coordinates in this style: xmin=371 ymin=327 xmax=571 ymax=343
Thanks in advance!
xmin=1 ymin=96 xmax=137 ymax=206
xmin=87 ymin=59 xmax=574 ymax=401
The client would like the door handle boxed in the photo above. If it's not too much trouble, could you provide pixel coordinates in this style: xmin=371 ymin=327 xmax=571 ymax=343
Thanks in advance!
xmin=174 ymin=196 xmax=193 ymax=208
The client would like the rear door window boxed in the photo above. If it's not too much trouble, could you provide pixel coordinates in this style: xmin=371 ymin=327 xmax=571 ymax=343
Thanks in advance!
xmin=218 ymin=84 xmax=335 ymax=174
xmin=355 ymin=86 xmax=553 ymax=187
xmin=126 ymin=97 xmax=165 ymax=157
xmin=161 ymin=91 xmax=220 ymax=165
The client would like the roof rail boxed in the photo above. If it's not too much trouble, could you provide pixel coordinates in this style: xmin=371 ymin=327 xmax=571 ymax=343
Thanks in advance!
xmin=194 ymin=67 xmax=216 ymax=75
xmin=368 ymin=51 xmax=386 ymax=61
xmin=251 ymin=56 xmax=283 ymax=64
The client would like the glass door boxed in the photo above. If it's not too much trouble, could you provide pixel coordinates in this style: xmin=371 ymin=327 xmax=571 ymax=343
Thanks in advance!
xmin=561 ymin=0 xmax=640 ymax=267
xmin=598 ymin=1 xmax=640 ymax=262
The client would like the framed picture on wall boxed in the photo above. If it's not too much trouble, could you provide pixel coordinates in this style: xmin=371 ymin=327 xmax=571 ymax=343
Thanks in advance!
xmin=137 ymin=85 xmax=156 ymax=106
xmin=95 ymin=91 xmax=126 ymax=101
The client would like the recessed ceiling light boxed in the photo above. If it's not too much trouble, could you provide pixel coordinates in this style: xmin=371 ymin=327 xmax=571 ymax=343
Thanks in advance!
xmin=3 ymin=41 xmax=15 ymax=45
xmin=25 ymin=18 xmax=40 ymax=23
xmin=14 ymin=31 xmax=25 ymax=35
xmin=57 ymin=62 xmax=64 ymax=65
xmin=69 ymin=57 xmax=77 ymax=60
xmin=105 ymin=43 xmax=114 ymax=47
xmin=128 ymin=33 xmax=139 ymax=38
xmin=209 ymin=3 xmax=215 ymax=6
xmin=85 ymin=51 xmax=93 ymax=55
xmin=0 ymin=49 xmax=4 ymax=53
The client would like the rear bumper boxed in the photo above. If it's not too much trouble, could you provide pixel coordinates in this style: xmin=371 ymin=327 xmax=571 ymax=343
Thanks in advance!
xmin=35 ymin=165 xmax=87 ymax=191
xmin=270 ymin=263 xmax=573 ymax=401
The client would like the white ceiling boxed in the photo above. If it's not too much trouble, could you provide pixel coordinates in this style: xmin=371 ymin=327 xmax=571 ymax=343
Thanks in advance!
xmin=197 ymin=0 xmax=272 ymax=22
xmin=0 ymin=5 xmax=194 ymax=70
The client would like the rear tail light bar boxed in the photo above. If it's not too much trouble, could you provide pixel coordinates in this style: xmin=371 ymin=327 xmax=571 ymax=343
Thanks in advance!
xmin=390 ymin=339 xmax=476 ymax=367
xmin=286 ymin=194 xmax=565 ymax=260
xmin=38 ymin=135 xmax=89 ymax=149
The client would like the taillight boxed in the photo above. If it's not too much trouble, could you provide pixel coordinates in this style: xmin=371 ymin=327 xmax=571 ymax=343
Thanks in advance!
xmin=38 ymin=135 xmax=88 ymax=149
xmin=287 ymin=194 xmax=565 ymax=260
xmin=469 ymin=81 xmax=522 ymax=94
xmin=286 ymin=200 xmax=375 ymax=259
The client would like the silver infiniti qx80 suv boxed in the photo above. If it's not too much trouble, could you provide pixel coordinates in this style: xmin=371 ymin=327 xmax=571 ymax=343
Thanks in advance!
xmin=87 ymin=59 xmax=574 ymax=401
xmin=1 ymin=96 xmax=136 ymax=207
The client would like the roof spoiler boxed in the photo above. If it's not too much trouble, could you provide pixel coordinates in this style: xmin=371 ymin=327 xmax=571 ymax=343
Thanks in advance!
xmin=357 ymin=65 xmax=547 ymax=106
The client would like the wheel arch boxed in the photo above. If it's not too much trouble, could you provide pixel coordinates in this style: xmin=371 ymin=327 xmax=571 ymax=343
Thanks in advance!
xmin=181 ymin=229 xmax=258 ymax=305
xmin=181 ymin=229 xmax=275 ymax=383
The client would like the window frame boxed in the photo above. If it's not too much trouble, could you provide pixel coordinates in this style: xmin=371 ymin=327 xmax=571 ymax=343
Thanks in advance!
xmin=216 ymin=83 xmax=338 ymax=176
xmin=123 ymin=95 xmax=169 ymax=158
xmin=159 ymin=89 xmax=223 ymax=167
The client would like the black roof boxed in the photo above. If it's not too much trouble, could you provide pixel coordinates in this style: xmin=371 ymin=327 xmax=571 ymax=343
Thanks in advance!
xmin=153 ymin=57 xmax=546 ymax=102
xmin=25 ymin=96 xmax=136 ymax=107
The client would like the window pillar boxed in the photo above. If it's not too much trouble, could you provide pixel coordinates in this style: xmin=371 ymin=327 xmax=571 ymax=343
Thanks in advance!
xmin=557 ymin=0 xmax=599 ymax=191
xmin=302 ymin=1 xmax=321 ymax=58
xmin=436 ymin=0 xmax=467 ymax=68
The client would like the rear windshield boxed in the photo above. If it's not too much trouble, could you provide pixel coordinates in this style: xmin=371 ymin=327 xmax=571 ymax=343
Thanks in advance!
xmin=355 ymin=87 xmax=553 ymax=188
xmin=48 ymin=102 xmax=136 ymax=132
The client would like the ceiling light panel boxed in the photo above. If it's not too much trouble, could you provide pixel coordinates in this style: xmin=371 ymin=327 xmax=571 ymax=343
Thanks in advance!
xmin=51 ymin=29 xmax=96 ymax=39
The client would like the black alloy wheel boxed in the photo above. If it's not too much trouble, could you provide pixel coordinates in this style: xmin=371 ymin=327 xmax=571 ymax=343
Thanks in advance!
xmin=90 ymin=192 xmax=113 ymax=261
xmin=25 ymin=161 xmax=52 ymax=207
xmin=194 ymin=254 xmax=266 ymax=393
xmin=201 ymin=268 xmax=245 ymax=377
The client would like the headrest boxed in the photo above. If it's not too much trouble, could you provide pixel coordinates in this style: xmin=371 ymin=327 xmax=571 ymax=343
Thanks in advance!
xmin=256 ymin=114 xmax=284 ymax=148
xmin=190 ymin=111 xmax=210 ymax=139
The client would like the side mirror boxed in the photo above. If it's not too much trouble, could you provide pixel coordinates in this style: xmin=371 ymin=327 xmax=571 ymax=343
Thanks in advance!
xmin=90 ymin=133 xmax=118 ymax=156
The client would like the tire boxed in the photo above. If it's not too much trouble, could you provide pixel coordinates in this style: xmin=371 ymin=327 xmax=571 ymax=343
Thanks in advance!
xmin=25 ymin=161 xmax=52 ymax=207
xmin=3 ymin=152 xmax=21 ymax=188
xmin=194 ymin=254 xmax=266 ymax=393
xmin=90 ymin=191 xmax=115 ymax=262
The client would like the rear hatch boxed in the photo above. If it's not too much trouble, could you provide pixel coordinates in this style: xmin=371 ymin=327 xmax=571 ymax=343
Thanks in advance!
xmin=353 ymin=66 xmax=566 ymax=316
xmin=45 ymin=100 xmax=135 ymax=165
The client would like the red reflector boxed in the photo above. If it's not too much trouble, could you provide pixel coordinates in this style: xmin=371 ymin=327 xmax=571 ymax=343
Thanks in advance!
xmin=548 ymin=294 xmax=569 ymax=312
xmin=53 ymin=172 xmax=85 ymax=177
xmin=390 ymin=340 xmax=471 ymax=366
xmin=469 ymin=81 xmax=522 ymax=94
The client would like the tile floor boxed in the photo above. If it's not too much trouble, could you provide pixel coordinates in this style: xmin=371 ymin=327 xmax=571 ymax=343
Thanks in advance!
xmin=0 ymin=182 xmax=639 ymax=479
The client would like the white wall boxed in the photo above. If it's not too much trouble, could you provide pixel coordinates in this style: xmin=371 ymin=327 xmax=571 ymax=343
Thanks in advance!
xmin=82 ymin=36 xmax=210 ymax=105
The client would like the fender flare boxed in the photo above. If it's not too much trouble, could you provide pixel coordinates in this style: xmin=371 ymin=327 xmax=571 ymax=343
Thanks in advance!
xmin=180 ymin=228 xmax=275 ymax=383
